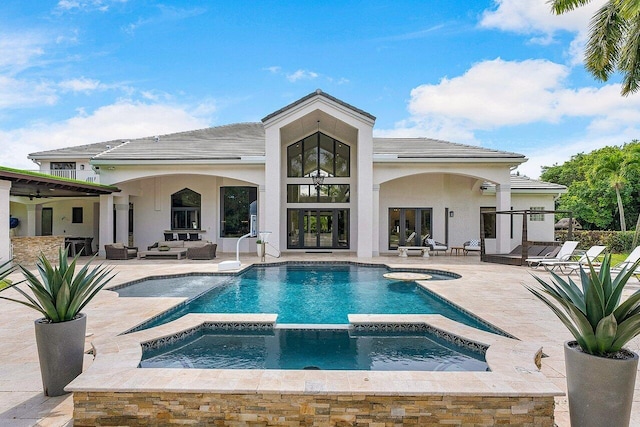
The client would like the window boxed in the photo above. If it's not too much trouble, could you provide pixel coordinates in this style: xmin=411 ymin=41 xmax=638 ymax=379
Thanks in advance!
xmin=529 ymin=207 xmax=545 ymax=221
xmin=50 ymin=162 xmax=76 ymax=179
xmin=481 ymin=207 xmax=496 ymax=239
xmin=287 ymin=184 xmax=350 ymax=203
xmin=51 ymin=162 xmax=75 ymax=170
xmin=72 ymin=207 xmax=83 ymax=224
xmin=220 ymin=187 xmax=258 ymax=237
xmin=287 ymin=209 xmax=349 ymax=249
xmin=171 ymin=188 xmax=201 ymax=230
xmin=287 ymin=132 xmax=350 ymax=177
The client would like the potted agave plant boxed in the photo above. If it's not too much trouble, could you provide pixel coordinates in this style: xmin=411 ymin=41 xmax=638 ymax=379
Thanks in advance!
xmin=0 ymin=248 xmax=115 ymax=396
xmin=526 ymin=254 xmax=640 ymax=427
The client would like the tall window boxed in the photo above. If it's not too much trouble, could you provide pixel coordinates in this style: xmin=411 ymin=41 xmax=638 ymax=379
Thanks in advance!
xmin=287 ymin=132 xmax=350 ymax=177
xmin=220 ymin=187 xmax=258 ymax=237
xmin=171 ymin=188 xmax=201 ymax=230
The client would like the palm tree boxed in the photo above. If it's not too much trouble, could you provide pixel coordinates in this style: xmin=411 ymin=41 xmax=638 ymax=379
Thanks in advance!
xmin=594 ymin=149 xmax=628 ymax=231
xmin=550 ymin=0 xmax=640 ymax=95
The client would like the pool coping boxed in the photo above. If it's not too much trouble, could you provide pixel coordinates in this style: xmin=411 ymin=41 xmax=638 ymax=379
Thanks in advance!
xmin=66 ymin=313 xmax=562 ymax=398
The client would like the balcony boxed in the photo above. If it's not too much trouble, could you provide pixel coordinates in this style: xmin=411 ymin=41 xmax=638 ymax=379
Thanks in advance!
xmin=31 ymin=169 xmax=100 ymax=183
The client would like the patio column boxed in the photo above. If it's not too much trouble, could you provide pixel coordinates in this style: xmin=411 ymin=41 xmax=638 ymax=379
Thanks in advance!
xmin=25 ymin=205 xmax=37 ymax=236
xmin=357 ymin=126 xmax=374 ymax=258
xmin=0 ymin=180 xmax=10 ymax=262
xmin=258 ymin=185 xmax=266 ymax=234
xmin=98 ymin=194 xmax=114 ymax=257
xmin=495 ymin=183 xmax=511 ymax=254
xmin=114 ymin=194 xmax=129 ymax=245
xmin=264 ymin=125 xmax=281 ymax=251
xmin=372 ymin=184 xmax=380 ymax=256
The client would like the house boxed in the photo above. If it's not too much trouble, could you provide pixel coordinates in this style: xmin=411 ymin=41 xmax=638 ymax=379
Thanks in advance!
xmin=2 ymin=90 xmax=566 ymax=261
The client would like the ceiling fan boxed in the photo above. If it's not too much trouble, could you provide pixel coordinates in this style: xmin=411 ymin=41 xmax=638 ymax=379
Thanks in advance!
xmin=29 ymin=189 xmax=43 ymax=201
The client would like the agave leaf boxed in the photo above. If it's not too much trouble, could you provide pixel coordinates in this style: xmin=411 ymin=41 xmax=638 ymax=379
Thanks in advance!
xmin=594 ymin=313 xmax=617 ymax=354
xmin=611 ymin=314 xmax=640 ymax=351
xmin=613 ymin=289 xmax=640 ymax=321
xmin=526 ymin=285 xmax=598 ymax=352
xmin=55 ymin=279 xmax=71 ymax=321
xmin=531 ymin=274 xmax=586 ymax=312
xmin=0 ymin=294 xmax=48 ymax=316
xmin=583 ymin=258 xmax=607 ymax=329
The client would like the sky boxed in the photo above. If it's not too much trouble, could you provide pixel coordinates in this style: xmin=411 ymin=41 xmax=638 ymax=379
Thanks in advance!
xmin=1 ymin=0 xmax=639 ymax=178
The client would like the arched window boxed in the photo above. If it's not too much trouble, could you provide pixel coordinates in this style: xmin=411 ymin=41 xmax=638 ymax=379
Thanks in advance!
xmin=171 ymin=188 xmax=201 ymax=230
xmin=287 ymin=132 xmax=350 ymax=178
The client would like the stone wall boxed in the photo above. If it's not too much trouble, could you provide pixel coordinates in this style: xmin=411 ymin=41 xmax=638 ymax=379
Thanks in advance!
xmin=11 ymin=236 xmax=64 ymax=265
xmin=73 ymin=391 xmax=555 ymax=426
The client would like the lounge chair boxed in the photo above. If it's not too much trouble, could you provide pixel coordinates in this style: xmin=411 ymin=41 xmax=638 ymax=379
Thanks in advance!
xmin=425 ymin=238 xmax=448 ymax=255
xmin=463 ymin=239 xmax=481 ymax=254
xmin=541 ymin=245 xmax=607 ymax=275
xmin=594 ymin=246 xmax=640 ymax=279
xmin=526 ymin=241 xmax=578 ymax=268
xmin=104 ymin=243 xmax=138 ymax=260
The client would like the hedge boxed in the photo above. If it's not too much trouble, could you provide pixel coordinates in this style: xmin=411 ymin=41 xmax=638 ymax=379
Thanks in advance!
xmin=555 ymin=230 xmax=635 ymax=253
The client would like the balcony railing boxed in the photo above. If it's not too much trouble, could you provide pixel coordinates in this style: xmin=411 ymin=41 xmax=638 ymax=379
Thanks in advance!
xmin=30 ymin=170 xmax=100 ymax=183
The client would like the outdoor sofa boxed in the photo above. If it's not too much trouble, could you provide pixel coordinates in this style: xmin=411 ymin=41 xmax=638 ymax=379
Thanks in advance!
xmin=104 ymin=243 xmax=138 ymax=260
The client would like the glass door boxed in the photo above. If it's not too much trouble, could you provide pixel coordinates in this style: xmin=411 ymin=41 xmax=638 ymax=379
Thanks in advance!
xmin=388 ymin=208 xmax=432 ymax=249
xmin=288 ymin=209 xmax=349 ymax=249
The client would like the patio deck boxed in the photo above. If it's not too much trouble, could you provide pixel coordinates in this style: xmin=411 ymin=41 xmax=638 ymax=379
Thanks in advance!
xmin=1 ymin=252 xmax=639 ymax=426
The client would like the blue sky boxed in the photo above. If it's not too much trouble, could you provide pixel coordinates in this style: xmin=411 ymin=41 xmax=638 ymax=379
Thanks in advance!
xmin=2 ymin=0 xmax=638 ymax=178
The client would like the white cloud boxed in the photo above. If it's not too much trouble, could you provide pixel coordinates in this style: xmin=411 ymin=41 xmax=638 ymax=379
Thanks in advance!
xmin=0 ymin=101 xmax=211 ymax=170
xmin=58 ymin=77 xmax=102 ymax=93
xmin=480 ymin=0 xmax=606 ymax=63
xmin=480 ymin=0 xmax=604 ymax=35
xmin=0 ymin=33 xmax=46 ymax=73
xmin=407 ymin=58 xmax=570 ymax=129
xmin=377 ymin=58 xmax=640 ymax=178
xmin=56 ymin=0 xmax=127 ymax=13
xmin=0 ymin=76 xmax=57 ymax=108
xmin=286 ymin=69 xmax=319 ymax=83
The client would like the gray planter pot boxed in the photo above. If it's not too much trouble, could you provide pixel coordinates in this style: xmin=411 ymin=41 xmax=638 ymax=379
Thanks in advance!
xmin=34 ymin=313 xmax=87 ymax=396
xmin=564 ymin=340 xmax=638 ymax=427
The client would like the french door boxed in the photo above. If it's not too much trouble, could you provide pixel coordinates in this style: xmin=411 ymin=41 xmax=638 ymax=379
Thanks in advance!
xmin=388 ymin=208 xmax=432 ymax=250
xmin=288 ymin=209 xmax=349 ymax=249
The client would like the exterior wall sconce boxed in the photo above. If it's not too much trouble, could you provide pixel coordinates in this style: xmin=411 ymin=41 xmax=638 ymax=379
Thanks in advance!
xmin=449 ymin=211 xmax=455 ymax=218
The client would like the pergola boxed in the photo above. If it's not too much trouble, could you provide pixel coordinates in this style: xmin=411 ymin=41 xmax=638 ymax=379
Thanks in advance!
xmin=480 ymin=209 xmax=574 ymax=266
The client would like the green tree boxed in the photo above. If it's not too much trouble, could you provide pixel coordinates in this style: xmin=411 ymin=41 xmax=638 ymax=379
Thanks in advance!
xmin=593 ymin=147 xmax=629 ymax=231
xmin=541 ymin=142 xmax=640 ymax=232
xmin=550 ymin=0 xmax=640 ymax=95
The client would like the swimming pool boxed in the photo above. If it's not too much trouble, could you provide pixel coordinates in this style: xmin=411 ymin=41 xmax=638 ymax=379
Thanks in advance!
xmin=126 ymin=263 xmax=501 ymax=335
xmin=139 ymin=327 xmax=489 ymax=371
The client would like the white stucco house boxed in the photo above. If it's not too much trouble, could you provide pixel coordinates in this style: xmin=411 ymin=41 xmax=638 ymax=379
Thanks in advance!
xmin=3 ymin=90 xmax=566 ymax=261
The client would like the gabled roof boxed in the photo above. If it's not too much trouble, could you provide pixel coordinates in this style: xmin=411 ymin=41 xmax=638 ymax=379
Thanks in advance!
xmin=262 ymin=89 xmax=376 ymax=123
xmin=92 ymin=123 xmax=265 ymax=162
xmin=34 ymin=123 xmax=527 ymax=164
xmin=29 ymin=141 xmax=124 ymax=160
xmin=373 ymin=137 xmax=525 ymax=160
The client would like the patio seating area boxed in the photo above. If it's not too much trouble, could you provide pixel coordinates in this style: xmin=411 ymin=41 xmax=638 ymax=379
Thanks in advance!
xmin=1 ymin=253 xmax=639 ymax=426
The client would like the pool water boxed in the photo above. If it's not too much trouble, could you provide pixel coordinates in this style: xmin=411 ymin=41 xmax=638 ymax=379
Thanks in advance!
xmin=135 ymin=264 xmax=498 ymax=334
xmin=140 ymin=328 xmax=489 ymax=371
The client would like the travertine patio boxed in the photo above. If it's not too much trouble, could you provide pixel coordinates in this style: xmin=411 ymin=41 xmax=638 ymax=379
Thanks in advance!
xmin=1 ymin=253 xmax=639 ymax=426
